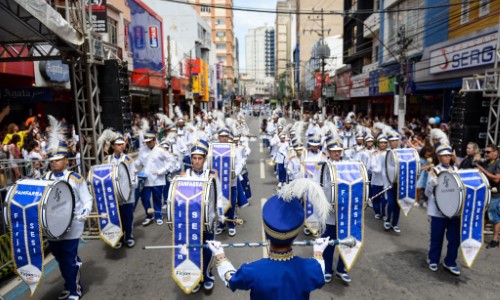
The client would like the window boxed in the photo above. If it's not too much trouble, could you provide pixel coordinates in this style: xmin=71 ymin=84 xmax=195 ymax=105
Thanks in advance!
xmin=201 ymin=5 xmax=211 ymax=13
xmin=216 ymin=31 xmax=226 ymax=38
xmin=215 ymin=18 xmax=226 ymax=26
xmin=479 ymin=0 xmax=490 ymax=17
xmin=107 ymin=17 xmax=118 ymax=44
xmin=460 ymin=0 xmax=470 ymax=24
xmin=216 ymin=43 xmax=226 ymax=50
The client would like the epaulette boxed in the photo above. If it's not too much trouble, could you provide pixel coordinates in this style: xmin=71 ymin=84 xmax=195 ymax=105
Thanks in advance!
xmin=371 ymin=150 xmax=379 ymax=156
xmin=124 ymin=156 xmax=133 ymax=164
xmin=70 ymin=172 xmax=84 ymax=183
xmin=209 ymin=169 xmax=218 ymax=178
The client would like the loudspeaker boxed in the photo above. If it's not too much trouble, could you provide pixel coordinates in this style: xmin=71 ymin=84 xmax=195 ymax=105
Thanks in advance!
xmin=450 ymin=125 xmax=487 ymax=157
xmin=97 ymin=60 xmax=132 ymax=133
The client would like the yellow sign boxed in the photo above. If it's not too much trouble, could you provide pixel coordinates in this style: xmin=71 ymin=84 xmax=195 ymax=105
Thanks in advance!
xmin=202 ymin=61 xmax=209 ymax=102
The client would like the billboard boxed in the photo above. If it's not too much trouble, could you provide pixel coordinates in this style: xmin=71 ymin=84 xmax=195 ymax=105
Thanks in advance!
xmin=129 ymin=0 xmax=165 ymax=88
xmin=85 ymin=0 xmax=107 ymax=33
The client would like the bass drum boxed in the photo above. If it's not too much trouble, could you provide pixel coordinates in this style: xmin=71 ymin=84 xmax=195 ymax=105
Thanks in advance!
xmin=434 ymin=171 xmax=465 ymax=218
xmin=4 ymin=179 xmax=75 ymax=239
xmin=167 ymin=176 xmax=218 ymax=233
xmin=320 ymin=161 xmax=337 ymax=207
xmin=89 ymin=162 xmax=132 ymax=204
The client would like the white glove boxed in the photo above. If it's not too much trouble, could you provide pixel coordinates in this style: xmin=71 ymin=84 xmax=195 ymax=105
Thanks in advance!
xmin=430 ymin=177 xmax=438 ymax=187
xmin=207 ymin=240 xmax=225 ymax=256
xmin=313 ymin=237 xmax=330 ymax=253
xmin=238 ymin=174 xmax=243 ymax=181
xmin=77 ymin=208 xmax=91 ymax=222
xmin=218 ymin=215 xmax=227 ymax=224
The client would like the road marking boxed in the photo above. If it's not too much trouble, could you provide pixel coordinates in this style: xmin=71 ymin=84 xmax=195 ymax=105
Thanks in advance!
xmin=260 ymin=144 xmax=263 ymax=153
xmin=260 ymin=161 xmax=265 ymax=179
xmin=261 ymin=197 xmax=268 ymax=258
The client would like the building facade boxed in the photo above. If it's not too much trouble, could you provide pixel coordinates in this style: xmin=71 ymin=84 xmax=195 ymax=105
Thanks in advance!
xmin=246 ymin=26 xmax=276 ymax=81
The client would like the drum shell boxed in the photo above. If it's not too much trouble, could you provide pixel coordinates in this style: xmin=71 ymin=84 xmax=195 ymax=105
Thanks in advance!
xmin=114 ymin=162 xmax=132 ymax=204
xmin=320 ymin=162 xmax=336 ymax=207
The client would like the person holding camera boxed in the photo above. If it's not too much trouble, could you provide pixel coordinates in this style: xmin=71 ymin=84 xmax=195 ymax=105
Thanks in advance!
xmin=475 ymin=144 xmax=500 ymax=249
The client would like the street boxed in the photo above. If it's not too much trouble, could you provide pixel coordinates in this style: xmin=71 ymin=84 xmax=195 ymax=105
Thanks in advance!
xmin=2 ymin=116 xmax=499 ymax=300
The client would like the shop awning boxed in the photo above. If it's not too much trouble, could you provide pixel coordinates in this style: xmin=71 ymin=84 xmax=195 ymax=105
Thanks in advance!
xmin=415 ymin=78 xmax=462 ymax=92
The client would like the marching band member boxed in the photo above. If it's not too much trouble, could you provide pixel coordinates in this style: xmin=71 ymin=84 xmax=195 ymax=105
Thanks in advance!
xmin=322 ymin=138 xmax=350 ymax=283
xmin=370 ymin=135 xmax=389 ymax=222
xmin=102 ymin=132 xmax=137 ymax=249
xmin=425 ymin=144 xmax=461 ymax=275
xmin=340 ymin=118 xmax=356 ymax=150
xmin=275 ymin=132 xmax=289 ymax=188
xmin=286 ymin=142 xmax=304 ymax=182
xmin=159 ymin=140 xmax=182 ymax=210
xmin=44 ymin=141 xmax=93 ymax=300
xmin=207 ymin=179 xmax=330 ymax=299
xmin=184 ymin=139 xmax=225 ymax=292
xmin=385 ymin=132 xmax=402 ymax=233
xmin=139 ymin=131 xmax=179 ymax=226
xmin=265 ymin=114 xmax=279 ymax=150
xmin=134 ymin=130 xmax=155 ymax=211
xmin=216 ymin=128 xmax=245 ymax=237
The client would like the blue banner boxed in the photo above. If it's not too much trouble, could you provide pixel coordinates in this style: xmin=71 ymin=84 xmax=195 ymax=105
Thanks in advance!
xmin=459 ymin=169 xmax=489 ymax=268
xmin=209 ymin=143 xmax=233 ymax=212
xmin=334 ymin=162 xmax=366 ymax=271
xmin=395 ymin=149 xmax=419 ymax=216
xmin=8 ymin=183 xmax=45 ymax=295
xmin=172 ymin=178 xmax=204 ymax=294
xmin=90 ymin=164 xmax=123 ymax=247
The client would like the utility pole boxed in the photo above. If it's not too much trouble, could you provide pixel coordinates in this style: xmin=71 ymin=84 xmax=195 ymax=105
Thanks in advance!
xmin=189 ymin=50 xmax=194 ymax=121
xmin=304 ymin=9 xmax=331 ymax=117
xmin=396 ymin=25 xmax=412 ymax=132
xmin=167 ymin=35 xmax=174 ymax=119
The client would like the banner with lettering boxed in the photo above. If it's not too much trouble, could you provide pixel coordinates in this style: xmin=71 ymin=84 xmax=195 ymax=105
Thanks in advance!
xmin=208 ymin=143 xmax=234 ymax=213
xmin=8 ymin=183 xmax=46 ymax=295
xmin=90 ymin=164 xmax=123 ymax=247
xmin=302 ymin=160 xmax=324 ymax=235
xmin=459 ymin=169 xmax=489 ymax=268
xmin=171 ymin=177 xmax=204 ymax=294
xmin=334 ymin=162 xmax=367 ymax=271
xmin=394 ymin=149 xmax=419 ymax=216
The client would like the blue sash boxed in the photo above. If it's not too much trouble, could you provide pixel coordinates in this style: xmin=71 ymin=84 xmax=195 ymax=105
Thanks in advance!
xmin=171 ymin=177 xmax=204 ymax=294
xmin=8 ymin=183 xmax=46 ymax=295
xmin=208 ymin=143 xmax=234 ymax=212
xmin=90 ymin=164 xmax=123 ymax=247
xmin=302 ymin=160 xmax=323 ymax=235
xmin=459 ymin=169 xmax=489 ymax=268
xmin=334 ymin=162 xmax=367 ymax=271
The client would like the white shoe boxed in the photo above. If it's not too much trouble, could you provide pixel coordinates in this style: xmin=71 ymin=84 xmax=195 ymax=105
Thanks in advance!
xmin=228 ymin=228 xmax=236 ymax=237
xmin=68 ymin=296 xmax=80 ymax=300
xmin=142 ymin=218 xmax=153 ymax=226
xmin=191 ymin=284 xmax=201 ymax=294
xmin=58 ymin=290 xmax=70 ymax=300
xmin=156 ymin=219 xmax=164 ymax=226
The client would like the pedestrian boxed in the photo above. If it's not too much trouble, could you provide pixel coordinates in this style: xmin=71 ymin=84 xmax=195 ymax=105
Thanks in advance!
xmin=475 ymin=144 xmax=500 ymax=249
xmin=457 ymin=142 xmax=481 ymax=169
xmin=207 ymin=179 xmax=330 ymax=299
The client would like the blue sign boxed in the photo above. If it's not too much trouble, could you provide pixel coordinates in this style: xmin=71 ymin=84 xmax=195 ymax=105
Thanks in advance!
xmin=128 ymin=0 xmax=163 ymax=72
xmin=1 ymin=88 xmax=52 ymax=103
xmin=40 ymin=61 xmax=70 ymax=83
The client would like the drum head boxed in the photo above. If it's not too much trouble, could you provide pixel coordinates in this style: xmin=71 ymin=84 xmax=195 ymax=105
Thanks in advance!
xmin=204 ymin=178 xmax=217 ymax=233
xmin=434 ymin=172 xmax=463 ymax=218
xmin=320 ymin=162 xmax=335 ymax=206
xmin=386 ymin=151 xmax=398 ymax=184
xmin=116 ymin=162 xmax=132 ymax=202
xmin=43 ymin=181 xmax=75 ymax=238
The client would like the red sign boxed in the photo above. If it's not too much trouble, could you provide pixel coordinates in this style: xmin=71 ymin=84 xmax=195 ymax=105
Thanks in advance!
xmin=184 ymin=59 xmax=201 ymax=77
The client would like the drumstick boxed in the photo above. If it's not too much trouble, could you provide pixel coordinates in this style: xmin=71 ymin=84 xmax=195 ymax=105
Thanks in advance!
xmin=427 ymin=158 xmax=437 ymax=178
xmin=85 ymin=213 xmax=108 ymax=219
xmin=146 ymin=208 xmax=244 ymax=225
xmin=142 ymin=236 xmax=357 ymax=250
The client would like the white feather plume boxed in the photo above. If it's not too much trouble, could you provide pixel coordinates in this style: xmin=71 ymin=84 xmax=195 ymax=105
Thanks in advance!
xmin=97 ymin=129 xmax=116 ymax=151
xmin=292 ymin=121 xmax=306 ymax=143
xmin=47 ymin=115 xmax=65 ymax=154
xmin=277 ymin=117 xmax=287 ymax=128
xmin=430 ymin=128 xmax=449 ymax=146
xmin=278 ymin=178 xmax=331 ymax=230
xmin=141 ymin=118 xmax=150 ymax=134
xmin=324 ymin=120 xmax=338 ymax=138
xmin=174 ymin=106 xmax=184 ymax=120
xmin=156 ymin=113 xmax=173 ymax=127
xmin=226 ymin=118 xmax=239 ymax=136
xmin=346 ymin=111 xmax=356 ymax=120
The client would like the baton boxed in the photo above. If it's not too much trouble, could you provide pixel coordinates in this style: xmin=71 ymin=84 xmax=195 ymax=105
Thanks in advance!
xmin=143 ymin=236 xmax=357 ymax=250
xmin=146 ymin=208 xmax=244 ymax=225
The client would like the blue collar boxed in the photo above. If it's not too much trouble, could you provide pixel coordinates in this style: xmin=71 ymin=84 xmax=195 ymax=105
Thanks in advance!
xmin=114 ymin=153 xmax=121 ymax=159
xmin=53 ymin=172 xmax=64 ymax=177
xmin=192 ymin=169 xmax=204 ymax=175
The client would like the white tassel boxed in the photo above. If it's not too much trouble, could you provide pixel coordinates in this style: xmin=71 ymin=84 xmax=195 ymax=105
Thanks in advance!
xmin=278 ymin=178 xmax=331 ymax=229
xmin=47 ymin=115 xmax=64 ymax=154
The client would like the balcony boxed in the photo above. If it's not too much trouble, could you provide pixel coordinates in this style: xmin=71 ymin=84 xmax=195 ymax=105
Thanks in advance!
xmin=363 ymin=13 xmax=380 ymax=38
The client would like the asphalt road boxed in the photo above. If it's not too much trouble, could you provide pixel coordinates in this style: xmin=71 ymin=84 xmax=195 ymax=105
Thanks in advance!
xmin=2 ymin=116 xmax=499 ymax=300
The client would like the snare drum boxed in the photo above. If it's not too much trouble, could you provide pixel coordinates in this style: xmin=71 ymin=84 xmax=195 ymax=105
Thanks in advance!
xmin=89 ymin=162 xmax=132 ymax=203
xmin=434 ymin=171 xmax=465 ymax=218
xmin=167 ymin=176 xmax=218 ymax=233
xmin=4 ymin=179 xmax=75 ymax=239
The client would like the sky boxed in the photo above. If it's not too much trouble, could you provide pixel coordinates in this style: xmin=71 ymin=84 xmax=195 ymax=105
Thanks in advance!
xmin=234 ymin=0 xmax=278 ymax=71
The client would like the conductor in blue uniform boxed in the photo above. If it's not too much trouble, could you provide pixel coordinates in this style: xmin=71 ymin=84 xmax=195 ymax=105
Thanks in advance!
xmin=207 ymin=179 xmax=331 ymax=299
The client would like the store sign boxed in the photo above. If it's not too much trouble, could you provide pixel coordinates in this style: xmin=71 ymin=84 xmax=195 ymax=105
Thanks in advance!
xmin=1 ymin=88 xmax=52 ymax=103
xmin=430 ymin=32 xmax=497 ymax=74
xmin=351 ymin=73 xmax=370 ymax=98
xmin=85 ymin=0 xmax=107 ymax=33
xmin=39 ymin=61 xmax=70 ymax=83
xmin=149 ymin=26 xmax=159 ymax=48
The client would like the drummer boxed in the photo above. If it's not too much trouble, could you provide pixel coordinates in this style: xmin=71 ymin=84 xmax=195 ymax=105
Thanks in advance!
xmin=424 ymin=144 xmax=461 ymax=275
xmin=207 ymin=179 xmax=330 ymax=298
xmin=184 ymin=139 xmax=224 ymax=293
xmin=103 ymin=133 xmax=136 ymax=248
xmin=322 ymin=138 xmax=350 ymax=283
xmin=43 ymin=141 xmax=93 ymax=300
xmin=385 ymin=133 xmax=402 ymax=233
